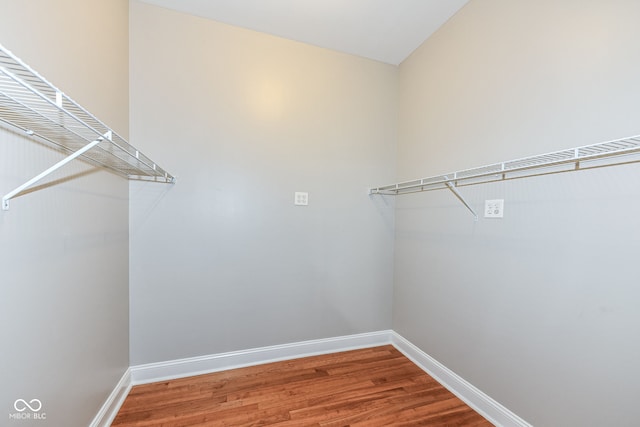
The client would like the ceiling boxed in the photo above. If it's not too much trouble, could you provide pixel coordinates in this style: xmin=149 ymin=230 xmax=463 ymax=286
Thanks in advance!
xmin=138 ymin=0 xmax=469 ymax=65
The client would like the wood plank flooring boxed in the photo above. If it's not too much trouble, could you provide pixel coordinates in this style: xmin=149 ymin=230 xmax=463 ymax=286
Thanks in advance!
xmin=112 ymin=345 xmax=493 ymax=426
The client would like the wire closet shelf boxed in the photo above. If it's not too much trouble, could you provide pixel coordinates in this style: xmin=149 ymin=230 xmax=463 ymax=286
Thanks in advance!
xmin=371 ymin=135 xmax=640 ymax=195
xmin=0 ymin=43 xmax=175 ymax=210
xmin=369 ymin=134 xmax=640 ymax=219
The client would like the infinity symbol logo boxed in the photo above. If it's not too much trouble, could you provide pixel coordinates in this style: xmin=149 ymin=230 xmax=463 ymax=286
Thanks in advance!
xmin=14 ymin=399 xmax=42 ymax=412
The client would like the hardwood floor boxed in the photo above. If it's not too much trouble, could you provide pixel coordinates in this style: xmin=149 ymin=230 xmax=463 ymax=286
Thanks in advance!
xmin=112 ymin=345 xmax=493 ymax=426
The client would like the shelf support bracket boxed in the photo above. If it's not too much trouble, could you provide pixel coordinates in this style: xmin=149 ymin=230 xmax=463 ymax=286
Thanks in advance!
xmin=2 ymin=131 xmax=112 ymax=210
xmin=444 ymin=177 xmax=478 ymax=221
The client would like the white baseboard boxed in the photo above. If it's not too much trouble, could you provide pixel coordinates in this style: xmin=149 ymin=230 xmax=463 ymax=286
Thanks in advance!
xmin=391 ymin=332 xmax=532 ymax=427
xmin=130 ymin=330 xmax=393 ymax=385
xmin=95 ymin=331 xmax=529 ymax=427
xmin=89 ymin=368 xmax=132 ymax=427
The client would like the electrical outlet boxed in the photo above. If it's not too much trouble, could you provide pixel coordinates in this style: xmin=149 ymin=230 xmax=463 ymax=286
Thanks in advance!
xmin=484 ymin=199 xmax=504 ymax=218
xmin=294 ymin=192 xmax=309 ymax=206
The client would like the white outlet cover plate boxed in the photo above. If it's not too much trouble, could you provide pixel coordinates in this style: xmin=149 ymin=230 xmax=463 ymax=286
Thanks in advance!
xmin=484 ymin=199 xmax=504 ymax=218
xmin=294 ymin=192 xmax=309 ymax=206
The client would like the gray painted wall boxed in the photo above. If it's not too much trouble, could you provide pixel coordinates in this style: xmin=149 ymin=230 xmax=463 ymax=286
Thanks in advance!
xmin=4 ymin=1 xmax=634 ymax=425
xmin=394 ymin=1 xmax=640 ymax=426
xmin=0 ymin=1 xmax=130 ymax=426
xmin=129 ymin=2 xmax=397 ymax=365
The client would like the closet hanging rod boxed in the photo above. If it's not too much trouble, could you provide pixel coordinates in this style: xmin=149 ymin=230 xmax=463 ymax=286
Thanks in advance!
xmin=0 ymin=43 xmax=175 ymax=210
xmin=370 ymin=134 xmax=640 ymax=196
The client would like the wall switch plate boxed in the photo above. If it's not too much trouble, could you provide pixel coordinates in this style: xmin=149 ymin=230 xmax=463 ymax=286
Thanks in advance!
xmin=484 ymin=199 xmax=504 ymax=218
xmin=294 ymin=192 xmax=309 ymax=206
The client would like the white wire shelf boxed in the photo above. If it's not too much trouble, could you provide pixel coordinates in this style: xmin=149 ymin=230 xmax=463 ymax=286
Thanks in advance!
xmin=370 ymin=134 xmax=640 ymax=219
xmin=0 ymin=43 xmax=175 ymax=210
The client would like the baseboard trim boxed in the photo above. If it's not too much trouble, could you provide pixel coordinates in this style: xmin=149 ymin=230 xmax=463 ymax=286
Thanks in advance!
xmin=101 ymin=331 xmax=529 ymax=427
xmin=130 ymin=330 xmax=393 ymax=385
xmin=390 ymin=332 xmax=532 ymax=427
xmin=89 ymin=368 xmax=132 ymax=427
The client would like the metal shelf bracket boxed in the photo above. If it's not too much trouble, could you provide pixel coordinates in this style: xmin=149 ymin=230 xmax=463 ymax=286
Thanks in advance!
xmin=2 ymin=131 xmax=112 ymax=210
xmin=444 ymin=176 xmax=478 ymax=221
